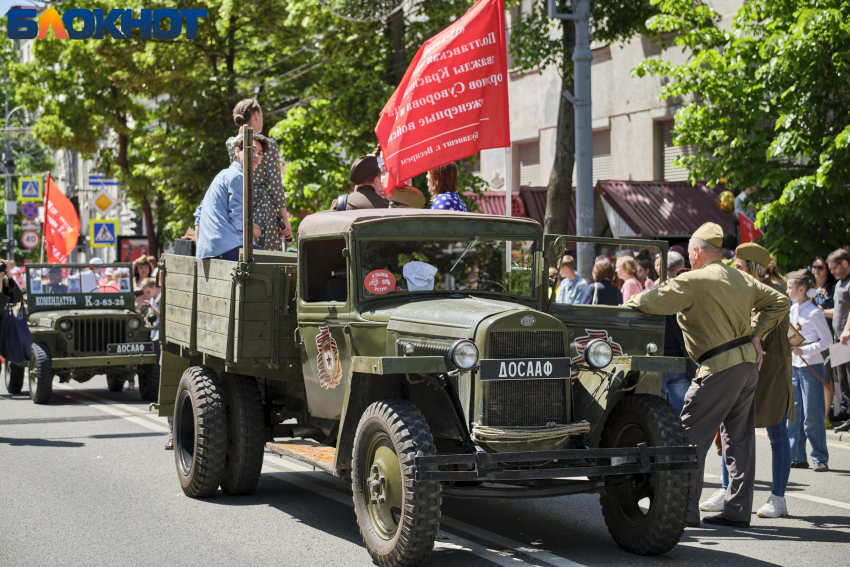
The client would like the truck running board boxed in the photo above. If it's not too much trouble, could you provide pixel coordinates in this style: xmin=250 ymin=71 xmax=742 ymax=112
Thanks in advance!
xmin=266 ymin=440 xmax=336 ymax=475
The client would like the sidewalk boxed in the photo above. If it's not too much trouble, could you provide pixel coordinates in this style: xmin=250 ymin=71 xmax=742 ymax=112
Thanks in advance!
xmin=827 ymin=426 xmax=850 ymax=445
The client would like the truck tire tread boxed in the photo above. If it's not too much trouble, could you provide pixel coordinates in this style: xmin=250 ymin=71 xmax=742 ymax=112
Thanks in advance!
xmin=138 ymin=363 xmax=160 ymax=402
xmin=220 ymin=374 xmax=265 ymax=495
xmin=29 ymin=342 xmax=53 ymax=404
xmin=4 ymin=362 xmax=25 ymax=394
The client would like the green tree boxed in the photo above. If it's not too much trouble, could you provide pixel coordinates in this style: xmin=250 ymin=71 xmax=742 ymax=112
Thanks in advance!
xmin=509 ymin=0 xmax=660 ymax=234
xmin=633 ymin=0 xmax=850 ymax=268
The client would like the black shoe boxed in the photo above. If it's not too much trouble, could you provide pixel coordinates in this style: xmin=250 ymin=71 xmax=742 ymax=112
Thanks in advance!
xmin=702 ymin=513 xmax=750 ymax=528
xmin=790 ymin=461 xmax=810 ymax=469
xmin=835 ymin=420 xmax=850 ymax=432
xmin=834 ymin=411 xmax=850 ymax=421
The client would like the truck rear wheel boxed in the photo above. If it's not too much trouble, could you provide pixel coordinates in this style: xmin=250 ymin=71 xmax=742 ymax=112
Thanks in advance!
xmin=599 ymin=394 xmax=692 ymax=556
xmin=106 ymin=374 xmax=125 ymax=392
xmin=138 ymin=363 xmax=160 ymax=402
xmin=28 ymin=343 xmax=53 ymax=405
xmin=220 ymin=374 xmax=264 ymax=495
xmin=4 ymin=362 xmax=24 ymax=394
xmin=174 ymin=366 xmax=227 ymax=498
xmin=352 ymin=400 xmax=441 ymax=567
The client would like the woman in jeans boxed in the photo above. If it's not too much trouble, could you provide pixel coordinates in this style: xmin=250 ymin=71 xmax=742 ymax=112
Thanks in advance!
xmin=787 ymin=269 xmax=832 ymax=472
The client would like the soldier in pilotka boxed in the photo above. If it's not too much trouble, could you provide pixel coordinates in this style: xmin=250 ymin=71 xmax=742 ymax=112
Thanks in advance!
xmin=625 ymin=223 xmax=790 ymax=528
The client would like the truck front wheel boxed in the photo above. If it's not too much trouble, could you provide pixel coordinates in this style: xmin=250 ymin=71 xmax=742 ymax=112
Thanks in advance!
xmin=138 ymin=363 xmax=160 ymax=402
xmin=106 ymin=374 xmax=125 ymax=392
xmin=352 ymin=400 xmax=441 ymax=567
xmin=4 ymin=362 xmax=24 ymax=394
xmin=173 ymin=366 xmax=227 ymax=498
xmin=220 ymin=374 xmax=264 ymax=495
xmin=28 ymin=343 xmax=53 ymax=404
xmin=599 ymin=394 xmax=693 ymax=556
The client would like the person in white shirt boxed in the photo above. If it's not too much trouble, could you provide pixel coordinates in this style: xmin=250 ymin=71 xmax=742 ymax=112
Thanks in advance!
xmin=787 ymin=269 xmax=832 ymax=472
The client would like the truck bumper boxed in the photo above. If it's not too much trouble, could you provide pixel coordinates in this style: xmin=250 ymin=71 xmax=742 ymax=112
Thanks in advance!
xmin=413 ymin=442 xmax=699 ymax=482
xmin=51 ymin=354 xmax=159 ymax=369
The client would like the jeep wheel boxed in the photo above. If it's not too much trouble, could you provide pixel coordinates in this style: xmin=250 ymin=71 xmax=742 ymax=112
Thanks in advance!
xmin=599 ymin=394 xmax=692 ymax=556
xmin=4 ymin=362 xmax=25 ymax=394
xmin=352 ymin=400 xmax=441 ymax=567
xmin=173 ymin=366 xmax=227 ymax=498
xmin=106 ymin=374 xmax=125 ymax=392
xmin=220 ymin=374 xmax=265 ymax=495
xmin=138 ymin=363 xmax=160 ymax=402
xmin=28 ymin=343 xmax=53 ymax=405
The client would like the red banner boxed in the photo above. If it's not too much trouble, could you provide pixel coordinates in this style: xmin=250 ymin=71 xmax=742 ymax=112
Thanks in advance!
xmin=44 ymin=174 xmax=81 ymax=264
xmin=376 ymin=0 xmax=509 ymax=189
xmin=738 ymin=212 xmax=763 ymax=244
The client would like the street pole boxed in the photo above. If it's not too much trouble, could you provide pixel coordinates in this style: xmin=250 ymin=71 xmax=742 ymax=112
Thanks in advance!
xmin=549 ymin=0 xmax=594 ymax=281
xmin=2 ymin=59 xmax=15 ymax=261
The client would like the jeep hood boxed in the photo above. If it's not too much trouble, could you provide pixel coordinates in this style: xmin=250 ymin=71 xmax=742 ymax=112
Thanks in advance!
xmin=383 ymin=297 xmax=531 ymax=339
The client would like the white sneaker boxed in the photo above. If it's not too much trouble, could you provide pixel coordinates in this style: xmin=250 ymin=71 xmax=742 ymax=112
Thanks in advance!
xmin=756 ymin=494 xmax=788 ymax=518
xmin=699 ymin=489 xmax=726 ymax=512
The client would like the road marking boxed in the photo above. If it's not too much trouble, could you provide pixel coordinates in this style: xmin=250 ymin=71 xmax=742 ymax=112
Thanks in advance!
xmin=755 ymin=429 xmax=850 ymax=451
xmin=264 ymin=455 xmax=584 ymax=567
xmin=704 ymin=472 xmax=850 ymax=511
xmin=54 ymin=384 xmax=168 ymax=433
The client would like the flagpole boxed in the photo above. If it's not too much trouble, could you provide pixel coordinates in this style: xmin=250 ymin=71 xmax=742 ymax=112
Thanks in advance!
xmin=505 ymin=146 xmax=512 ymax=275
xmin=40 ymin=173 xmax=46 ymax=263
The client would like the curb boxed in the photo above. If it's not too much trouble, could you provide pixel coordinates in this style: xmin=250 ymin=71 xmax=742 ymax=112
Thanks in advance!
xmin=827 ymin=428 xmax=850 ymax=445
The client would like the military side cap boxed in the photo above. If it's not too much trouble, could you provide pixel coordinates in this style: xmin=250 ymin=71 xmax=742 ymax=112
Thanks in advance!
xmin=349 ymin=155 xmax=381 ymax=184
xmin=391 ymin=186 xmax=426 ymax=209
xmin=736 ymin=242 xmax=770 ymax=265
xmin=692 ymin=222 xmax=724 ymax=248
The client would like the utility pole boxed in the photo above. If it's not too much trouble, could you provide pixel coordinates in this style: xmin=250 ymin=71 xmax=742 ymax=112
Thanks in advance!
xmin=2 ymin=59 xmax=15 ymax=261
xmin=548 ymin=0 xmax=593 ymax=281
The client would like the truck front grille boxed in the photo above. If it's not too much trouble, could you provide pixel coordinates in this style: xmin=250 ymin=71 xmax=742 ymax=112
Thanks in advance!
xmin=73 ymin=319 xmax=127 ymax=354
xmin=486 ymin=330 xmax=566 ymax=427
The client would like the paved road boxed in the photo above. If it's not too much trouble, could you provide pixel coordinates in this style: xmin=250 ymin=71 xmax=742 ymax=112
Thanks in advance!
xmin=2 ymin=378 xmax=849 ymax=567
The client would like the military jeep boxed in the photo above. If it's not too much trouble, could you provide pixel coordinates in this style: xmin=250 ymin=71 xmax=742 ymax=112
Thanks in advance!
xmin=14 ymin=263 xmax=159 ymax=404
xmin=158 ymin=209 xmax=698 ymax=565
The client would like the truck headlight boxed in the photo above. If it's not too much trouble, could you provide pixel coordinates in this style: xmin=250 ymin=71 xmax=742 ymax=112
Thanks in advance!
xmin=58 ymin=319 xmax=72 ymax=332
xmin=449 ymin=339 xmax=479 ymax=370
xmin=128 ymin=318 xmax=142 ymax=330
xmin=585 ymin=339 xmax=614 ymax=369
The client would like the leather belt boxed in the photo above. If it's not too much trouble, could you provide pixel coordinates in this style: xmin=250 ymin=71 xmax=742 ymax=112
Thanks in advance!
xmin=695 ymin=336 xmax=752 ymax=365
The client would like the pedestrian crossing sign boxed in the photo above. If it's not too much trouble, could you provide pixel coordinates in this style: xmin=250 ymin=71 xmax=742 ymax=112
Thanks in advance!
xmin=90 ymin=220 xmax=118 ymax=248
xmin=18 ymin=177 xmax=43 ymax=202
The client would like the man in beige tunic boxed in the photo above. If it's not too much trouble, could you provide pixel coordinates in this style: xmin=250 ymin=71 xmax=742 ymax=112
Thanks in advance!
xmin=625 ymin=223 xmax=789 ymax=527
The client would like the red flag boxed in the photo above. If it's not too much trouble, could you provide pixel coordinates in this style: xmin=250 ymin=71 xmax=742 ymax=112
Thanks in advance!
xmin=44 ymin=174 xmax=81 ymax=264
xmin=376 ymin=0 xmax=509 ymax=190
xmin=738 ymin=212 xmax=763 ymax=244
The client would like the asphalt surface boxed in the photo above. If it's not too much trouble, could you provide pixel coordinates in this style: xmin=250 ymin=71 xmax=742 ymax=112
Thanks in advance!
xmin=2 ymin=378 xmax=849 ymax=567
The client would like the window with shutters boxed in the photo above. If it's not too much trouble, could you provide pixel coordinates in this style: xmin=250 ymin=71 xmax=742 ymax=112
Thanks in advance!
xmin=592 ymin=129 xmax=611 ymax=185
xmin=515 ymin=140 xmax=541 ymax=188
xmin=655 ymin=119 xmax=695 ymax=181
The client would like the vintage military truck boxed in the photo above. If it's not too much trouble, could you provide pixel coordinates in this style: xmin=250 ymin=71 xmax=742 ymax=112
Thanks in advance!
xmin=10 ymin=263 xmax=159 ymax=404
xmin=158 ymin=208 xmax=699 ymax=565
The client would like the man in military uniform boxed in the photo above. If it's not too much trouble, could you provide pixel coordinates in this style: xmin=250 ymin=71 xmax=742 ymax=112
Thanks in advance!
xmin=625 ymin=223 xmax=790 ymax=528
xmin=44 ymin=268 xmax=69 ymax=294
xmin=331 ymin=155 xmax=389 ymax=211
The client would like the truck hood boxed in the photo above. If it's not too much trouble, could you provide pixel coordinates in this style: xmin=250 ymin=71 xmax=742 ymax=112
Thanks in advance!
xmin=384 ymin=297 xmax=531 ymax=339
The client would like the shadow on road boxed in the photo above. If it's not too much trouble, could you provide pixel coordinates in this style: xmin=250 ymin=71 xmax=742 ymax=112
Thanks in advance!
xmin=0 ymin=437 xmax=85 ymax=448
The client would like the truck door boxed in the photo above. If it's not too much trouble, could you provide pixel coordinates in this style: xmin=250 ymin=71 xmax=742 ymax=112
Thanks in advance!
xmin=543 ymin=235 xmax=669 ymax=360
xmin=297 ymin=236 xmax=353 ymax=421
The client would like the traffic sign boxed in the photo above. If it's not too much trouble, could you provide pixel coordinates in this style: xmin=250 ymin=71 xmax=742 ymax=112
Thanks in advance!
xmin=21 ymin=230 xmax=39 ymax=249
xmin=18 ymin=177 xmax=43 ymax=202
xmin=89 ymin=189 xmax=118 ymax=216
xmin=22 ymin=219 xmax=40 ymax=230
xmin=90 ymin=219 xmax=118 ymax=248
xmin=88 ymin=175 xmax=120 ymax=187
xmin=21 ymin=202 xmax=39 ymax=220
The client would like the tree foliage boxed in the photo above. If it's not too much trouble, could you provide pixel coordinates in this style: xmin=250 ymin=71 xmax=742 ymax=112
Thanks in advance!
xmin=633 ymin=0 xmax=850 ymax=269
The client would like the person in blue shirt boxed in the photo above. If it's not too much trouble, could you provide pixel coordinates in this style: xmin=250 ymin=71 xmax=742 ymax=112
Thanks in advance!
xmin=554 ymin=254 xmax=587 ymax=304
xmin=196 ymin=135 xmax=264 ymax=260
xmin=428 ymin=162 xmax=468 ymax=212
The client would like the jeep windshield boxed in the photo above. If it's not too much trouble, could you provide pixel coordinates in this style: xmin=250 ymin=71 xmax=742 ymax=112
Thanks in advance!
xmin=359 ymin=238 xmax=536 ymax=299
xmin=26 ymin=263 xmax=135 ymax=311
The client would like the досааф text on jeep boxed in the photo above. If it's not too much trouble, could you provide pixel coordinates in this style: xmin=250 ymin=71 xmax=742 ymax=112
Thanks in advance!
xmin=9 ymin=263 xmax=160 ymax=404
xmin=157 ymin=143 xmax=698 ymax=566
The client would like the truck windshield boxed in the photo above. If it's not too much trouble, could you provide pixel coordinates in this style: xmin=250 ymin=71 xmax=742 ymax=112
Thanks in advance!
xmin=359 ymin=239 xmax=537 ymax=299
xmin=27 ymin=265 xmax=132 ymax=295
